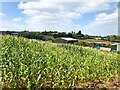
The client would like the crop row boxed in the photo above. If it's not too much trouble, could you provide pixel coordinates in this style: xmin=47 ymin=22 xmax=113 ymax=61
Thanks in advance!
xmin=0 ymin=35 xmax=120 ymax=89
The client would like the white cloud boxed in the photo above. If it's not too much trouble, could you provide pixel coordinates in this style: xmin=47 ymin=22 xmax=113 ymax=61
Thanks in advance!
xmin=18 ymin=1 xmax=111 ymax=22
xmin=1 ymin=1 xmax=118 ymax=36
xmin=18 ymin=1 xmax=84 ymax=31
xmin=82 ymin=10 xmax=118 ymax=36
xmin=0 ymin=19 xmax=81 ymax=32
xmin=95 ymin=13 xmax=107 ymax=20
xmin=38 ymin=0 xmax=119 ymax=2
xmin=75 ymin=2 xmax=110 ymax=14
xmin=67 ymin=12 xmax=81 ymax=19
xmin=0 ymin=20 xmax=26 ymax=31
xmin=17 ymin=1 xmax=112 ymax=33
xmin=1 ymin=0 xmax=119 ymax=2
xmin=0 ymin=12 xmax=5 ymax=16
xmin=13 ymin=17 xmax=22 ymax=22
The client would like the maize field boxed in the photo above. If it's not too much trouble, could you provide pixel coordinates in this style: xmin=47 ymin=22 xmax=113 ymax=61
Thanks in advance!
xmin=0 ymin=35 xmax=120 ymax=89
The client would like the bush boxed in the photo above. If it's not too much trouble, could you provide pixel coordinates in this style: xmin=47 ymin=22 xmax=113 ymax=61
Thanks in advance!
xmin=42 ymin=36 xmax=54 ymax=41
xmin=74 ymin=41 xmax=86 ymax=46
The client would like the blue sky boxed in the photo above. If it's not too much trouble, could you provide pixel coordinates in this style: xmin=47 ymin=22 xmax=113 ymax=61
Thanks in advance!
xmin=2 ymin=2 xmax=24 ymax=20
xmin=0 ymin=1 xmax=119 ymax=36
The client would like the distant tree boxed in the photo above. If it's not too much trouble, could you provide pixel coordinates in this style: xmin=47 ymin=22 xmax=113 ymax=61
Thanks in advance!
xmin=67 ymin=33 xmax=73 ymax=37
xmin=71 ymin=31 xmax=75 ymax=34
xmin=109 ymin=35 xmax=117 ymax=41
xmin=23 ymin=30 xmax=28 ymax=32
xmin=117 ymin=36 xmax=120 ymax=40
xmin=42 ymin=36 xmax=54 ymax=41
xmin=58 ymin=32 xmax=67 ymax=37
xmin=42 ymin=30 xmax=48 ymax=35
xmin=77 ymin=30 xmax=82 ymax=35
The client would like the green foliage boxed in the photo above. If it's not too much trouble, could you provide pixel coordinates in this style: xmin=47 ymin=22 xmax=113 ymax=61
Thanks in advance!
xmin=42 ymin=36 xmax=54 ymax=41
xmin=1 ymin=31 xmax=120 ymax=41
xmin=74 ymin=41 xmax=110 ymax=48
xmin=1 ymin=35 xmax=120 ymax=89
xmin=74 ymin=41 xmax=87 ymax=46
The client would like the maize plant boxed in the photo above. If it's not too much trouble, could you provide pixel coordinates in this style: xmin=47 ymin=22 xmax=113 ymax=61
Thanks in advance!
xmin=0 ymin=35 xmax=120 ymax=89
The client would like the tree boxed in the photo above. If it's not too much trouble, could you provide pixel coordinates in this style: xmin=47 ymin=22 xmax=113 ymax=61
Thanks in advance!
xmin=71 ymin=31 xmax=75 ymax=34
xmin=77 ymin=30 xmax=82 ymax=35
xmin=67 ymin=33 xmax=73 ymax=37
xmin=109 ymin=35 xmax=116 ymax=41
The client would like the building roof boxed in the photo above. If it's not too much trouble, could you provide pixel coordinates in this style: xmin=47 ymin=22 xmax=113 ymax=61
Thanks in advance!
xmin=11 ymin=33 xmax=18 ymax=35
xmin=111 ymin=43 xmax=120 ymax=45
xmin=111 ymin=40 xmax=120 ymax=43
xmin=61 ymin=37 xmax=77 ymax=41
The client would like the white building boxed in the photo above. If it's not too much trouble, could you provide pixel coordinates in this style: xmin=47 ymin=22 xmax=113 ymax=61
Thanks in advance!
xmin=53 ymin=37 xmax=78 ymax=43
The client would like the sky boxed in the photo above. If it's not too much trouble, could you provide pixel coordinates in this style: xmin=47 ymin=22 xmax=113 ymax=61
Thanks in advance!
xmin=0 ymin=0 xmax=119 ymax=36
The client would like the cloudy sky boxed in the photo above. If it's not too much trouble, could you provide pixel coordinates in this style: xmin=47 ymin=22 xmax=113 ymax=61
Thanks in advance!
xmin=0 ymin=0 xmax=119 ymax=36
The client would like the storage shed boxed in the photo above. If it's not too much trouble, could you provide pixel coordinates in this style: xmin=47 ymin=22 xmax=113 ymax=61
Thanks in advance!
xmin=11 ymin=33 xmax=18 ymax=35
xmin=111 ymin=40 xmax=120 ymax=43
xmin=53 ymin=37 xmax=78 ymax=44
xmin=110 ymin=43 xmax=120 ymax=52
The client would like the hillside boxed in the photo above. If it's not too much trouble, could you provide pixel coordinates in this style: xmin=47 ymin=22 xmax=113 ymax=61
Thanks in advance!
xmin=0 ymin=35 xmax=120 ymax=89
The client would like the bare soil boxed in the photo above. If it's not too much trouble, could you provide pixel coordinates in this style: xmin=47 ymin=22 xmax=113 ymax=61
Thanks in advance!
xmin=75 ymin=77 xmax=120 ymax=90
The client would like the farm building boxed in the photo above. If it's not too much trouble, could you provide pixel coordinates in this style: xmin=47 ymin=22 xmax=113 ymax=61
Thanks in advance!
xmin=111 ymin=40 xmax=120 ymax=43
xmin=110 ymin=43 xmax=120 ymax=52
xmin=11 ymin=33 xmax=18 ymax=35
xmin=53 ymin=37 xmax=78 ymax=43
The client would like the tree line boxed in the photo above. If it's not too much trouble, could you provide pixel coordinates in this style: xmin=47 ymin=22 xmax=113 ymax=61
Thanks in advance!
xmin=1 ymin=30 xmax=120 ymax=41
